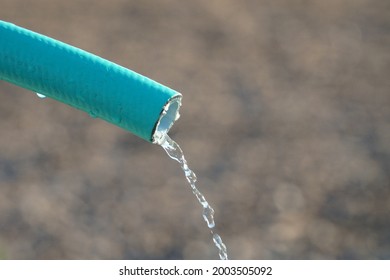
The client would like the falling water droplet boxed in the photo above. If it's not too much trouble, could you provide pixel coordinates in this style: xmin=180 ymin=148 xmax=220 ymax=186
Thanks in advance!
xmin=213 ymin=233 xmax=228 ymax=260
xmin=203 ymin=206 xmax=215 ymax=228
xmin=36 ymin=92 xmax=46 ymax=99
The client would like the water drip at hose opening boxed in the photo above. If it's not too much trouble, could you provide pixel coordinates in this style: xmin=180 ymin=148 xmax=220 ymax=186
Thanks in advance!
xmin=36 ymin=92 xmax=46 ymax=98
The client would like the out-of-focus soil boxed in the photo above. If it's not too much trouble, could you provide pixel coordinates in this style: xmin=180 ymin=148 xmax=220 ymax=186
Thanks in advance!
xmin=0 ymin=0 xmax=389 ymax=259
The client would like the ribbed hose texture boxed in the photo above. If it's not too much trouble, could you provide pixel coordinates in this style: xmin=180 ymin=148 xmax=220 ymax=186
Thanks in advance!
xmin=0 ymin=21 xmax=180 ymax=142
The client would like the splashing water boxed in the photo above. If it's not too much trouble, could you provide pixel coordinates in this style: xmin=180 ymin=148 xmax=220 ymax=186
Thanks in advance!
xmin=160 ymin=134 xmax=228 ymax=260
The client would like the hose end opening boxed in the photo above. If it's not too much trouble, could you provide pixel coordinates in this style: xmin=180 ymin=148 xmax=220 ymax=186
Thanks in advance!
xmin=152 ymin=95 xmax=182 ymax=144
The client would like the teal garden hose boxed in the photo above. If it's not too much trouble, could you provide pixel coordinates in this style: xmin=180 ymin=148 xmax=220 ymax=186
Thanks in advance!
xmin=0 ymin=20 xmax=181 ymax=143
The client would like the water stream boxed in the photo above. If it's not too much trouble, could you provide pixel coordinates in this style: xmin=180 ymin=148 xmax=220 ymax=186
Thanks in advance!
xmin=33 ymin=86 xmax=227 ymax=258
xmin=159 ymin=134 xmax=228 ymax=260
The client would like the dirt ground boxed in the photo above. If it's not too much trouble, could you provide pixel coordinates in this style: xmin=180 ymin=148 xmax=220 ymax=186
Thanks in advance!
xmin=0 ymin=0 xmax=389 ymax=259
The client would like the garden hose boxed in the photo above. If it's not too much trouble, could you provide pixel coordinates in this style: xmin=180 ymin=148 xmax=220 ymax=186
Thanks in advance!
xmin=0 ymin=20 xmax=181 ymax=143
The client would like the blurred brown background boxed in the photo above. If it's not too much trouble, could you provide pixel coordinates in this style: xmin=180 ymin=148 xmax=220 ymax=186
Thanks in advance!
xmin=0 ymin=0 xmax=389 ymax=259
